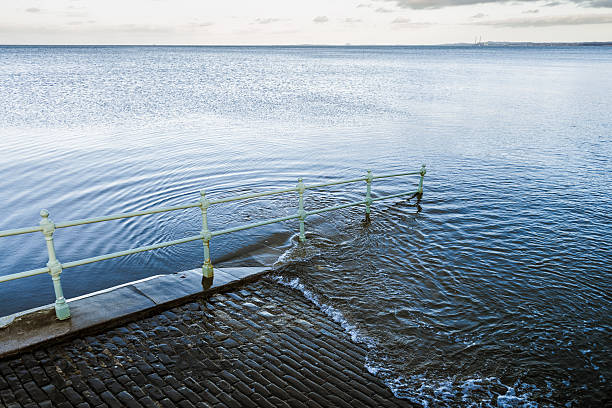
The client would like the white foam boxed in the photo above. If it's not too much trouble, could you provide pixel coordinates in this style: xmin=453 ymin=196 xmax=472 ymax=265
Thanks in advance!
xmin=272 ymin=246 xmax=542 ymax=408
xmin=272 ymin=275 xmax=376 ymax=348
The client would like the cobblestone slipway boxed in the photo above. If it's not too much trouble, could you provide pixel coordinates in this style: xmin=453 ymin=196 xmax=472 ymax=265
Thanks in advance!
xmin=0 ymin=278 xmax=415 ymax=408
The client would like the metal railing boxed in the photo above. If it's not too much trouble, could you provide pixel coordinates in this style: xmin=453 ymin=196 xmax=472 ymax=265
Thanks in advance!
xmin=0 ymin=165 xmax=426 ymax=321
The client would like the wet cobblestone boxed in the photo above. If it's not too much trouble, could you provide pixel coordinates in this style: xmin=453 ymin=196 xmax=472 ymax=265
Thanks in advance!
xmin=0 ymin=278 xmax=414 ymax=407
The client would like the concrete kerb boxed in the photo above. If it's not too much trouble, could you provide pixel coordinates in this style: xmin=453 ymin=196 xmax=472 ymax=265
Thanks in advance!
xmin=0 ymin=267 xmax=271 ymax=359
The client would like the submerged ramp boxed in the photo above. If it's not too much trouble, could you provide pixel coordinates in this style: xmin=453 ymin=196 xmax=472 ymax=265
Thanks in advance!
xmin=0 ymin=277 xmax=413 ymax=407
xmin=0 ymin=267 xmax=269 ymax=358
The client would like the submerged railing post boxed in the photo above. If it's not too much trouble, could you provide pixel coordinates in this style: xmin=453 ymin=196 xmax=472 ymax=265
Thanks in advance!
xmin=297 ymin=178 xmax=306 ymax=243
xmin=199 ymin=190 xmax=214 ymax=280
xmin=417 ymin=164 xmax=427 ymax=199
xmin=40 ymin=209 xmax=70 ymax=320
xmin=365 ymin=169 xmax=373 ymax=223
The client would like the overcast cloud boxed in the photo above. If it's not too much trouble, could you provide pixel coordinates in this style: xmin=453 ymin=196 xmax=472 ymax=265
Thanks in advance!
xmin=1 ymin=0 xmax=610 ymax=45
xmin=254 ymin=18 xmax=283 ymax=25
xmin=385 ymin=0 xmax=612 ymax=8
xmin=475 ymin=13 xmax=612 ymax=25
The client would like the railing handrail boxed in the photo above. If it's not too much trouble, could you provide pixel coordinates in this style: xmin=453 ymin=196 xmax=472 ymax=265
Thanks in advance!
xmin=0 ymin=170 xmax=423 ymax=238
xmin=0 ymin=166 xmax=426 ymax=320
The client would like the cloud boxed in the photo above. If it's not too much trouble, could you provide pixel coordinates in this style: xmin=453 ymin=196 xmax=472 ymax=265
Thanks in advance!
xmin=375 ymin=7 xmax=396 ymax=12
xmin=391 ymin=17 xmax=432 ymax=27
xmin=472 ymin=12 xmax=487 ymax=18
xmin=382 ymin=0 xmax=612 ymax=9
xmin=25 ymin=8 xmax=41 ymax=13
xmin=65 ymin=20 xmax=100 ymax=26
xmin=190 ymin=22 xmax=214 ymax=28
xmin=384 ymin=0 xmax=518 ymax=9
xmin=254 ymin=18 xmax=282 ymax=24
xmin=343 ymin=18 xmax=363 ymax=23
xmin=313 ymin=16 xmax=329 ymax=23
xmin=112 ymin=24 xmax=175 ymax=33
xmin=543 ymin=1 xmax=563 ymax=5
xmin=357 ymin=3 xmax=372 ymax=7
xmin=0 ymin=23 xmax=175 ymax=34
xmin=473 ymin=13 xmax=612 ymax=26
xmin=523 ymin=8 xmax=540 ymax=12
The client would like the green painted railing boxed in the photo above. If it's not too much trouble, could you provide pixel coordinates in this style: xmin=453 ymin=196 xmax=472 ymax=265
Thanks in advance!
xmin=0 ymin=166 xmax=426 ymax=321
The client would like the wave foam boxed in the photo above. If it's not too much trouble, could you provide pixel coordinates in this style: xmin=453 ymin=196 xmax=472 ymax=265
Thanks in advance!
xmin=272 ymin=251 xmax=541 ymax=408
xmin=272 ymin=275 xmax=375 ymax=348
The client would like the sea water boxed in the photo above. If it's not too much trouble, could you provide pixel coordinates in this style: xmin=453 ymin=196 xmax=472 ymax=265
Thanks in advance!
xmin=0 ymin=45 xmax=610 ymax=406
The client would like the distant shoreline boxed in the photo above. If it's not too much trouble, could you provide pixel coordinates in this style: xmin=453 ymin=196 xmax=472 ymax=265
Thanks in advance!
xmin=446 ymin=41 xmax=612 ymax=47
xmin=0 ymin=42 xmax=611 ymax=47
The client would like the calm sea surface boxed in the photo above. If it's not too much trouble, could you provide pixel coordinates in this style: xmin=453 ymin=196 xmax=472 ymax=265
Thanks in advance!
xmin=0 ymin=46 xmax=610 ymax=407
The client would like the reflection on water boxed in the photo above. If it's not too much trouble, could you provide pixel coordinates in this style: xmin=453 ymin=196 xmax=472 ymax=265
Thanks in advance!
xmin=1 ymin=45 xmax=611 ymax=406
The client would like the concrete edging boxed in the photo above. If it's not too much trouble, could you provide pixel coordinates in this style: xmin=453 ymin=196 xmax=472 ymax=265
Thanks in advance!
xmin=0 ymin=267 xmax=270 ymax=359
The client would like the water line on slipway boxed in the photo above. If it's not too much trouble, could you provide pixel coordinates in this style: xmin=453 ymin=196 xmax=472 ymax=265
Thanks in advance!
xmin=269 ymin=234 xmax=541 ymax=408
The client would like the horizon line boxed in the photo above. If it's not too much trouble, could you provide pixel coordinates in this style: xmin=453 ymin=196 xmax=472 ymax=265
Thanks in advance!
xmin=1 ymin=41 xmax=612 ymax=47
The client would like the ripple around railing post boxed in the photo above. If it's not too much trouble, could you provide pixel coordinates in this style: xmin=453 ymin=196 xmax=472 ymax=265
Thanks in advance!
xmin=417 ymin=164 xmax=427 ymax=200
xmin=0 ymin=168 xmax=425 ymax=322
xmin=199 ymin=191 xmax=214 ymax=281
xmin=40 ymin=209 xmax=70 ymax=320
xmin=365 ymin=169 xmax=373 ymax=224
xmin=297 ymin=178 xmax=306 ymax=243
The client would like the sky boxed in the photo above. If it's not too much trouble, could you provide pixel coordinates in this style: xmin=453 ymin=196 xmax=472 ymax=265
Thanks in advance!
xmin=1 ymin=0 xmax=611 ymax=45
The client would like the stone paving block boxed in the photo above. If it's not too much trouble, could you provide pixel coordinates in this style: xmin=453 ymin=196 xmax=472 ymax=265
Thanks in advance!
xmin=216 ymin=392 xmax=241 ymax=408
xmin=99 ymin=390 xmax=122 ymax=408
xmin=178 ymin=399 xmax=197 ymax=408
xmin=231 ymin=389 xmax=256 ymax=407
xmin=161 ymin=385 xmax=183 ymax=402
xmin=116 ymin=390 xmax=142 ymax=408
xmin=286 ymin=398 xmax=309 ymax=408
xmin=23 ymin=379 xmax=47 ymax=402
xmin=0 ymin=278 xmax=415 ymax=408
xmin=252 ymin=381 xmax=271 ymax=398
xmin=266 ymin=395 xmax=291 ymax=408
xmin=159 ymin=397 xmax=176 ymax=408
xmin=82 ymin=389 xmax=103 ymax=406
xmin=282 ymin=374 xmax=309 ymax=393
xmin=250 ymin=392 xmax=276 ymax=408
xmin=138 ymin=395 xmax=156 ymax=407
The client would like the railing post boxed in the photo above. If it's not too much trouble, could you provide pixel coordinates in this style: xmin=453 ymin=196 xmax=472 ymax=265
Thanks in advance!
xmin=199 ymin=190 xmax=214 ymax=280
xmin=297 ymin=178 xmax=306 ymax=243
xmin=365 ymin=169 xmax=373 ymax=223
xmin=417 ymin=164 xmax=426 ymax=199
xmin=40 ymin=209 xmax=70 ymax=320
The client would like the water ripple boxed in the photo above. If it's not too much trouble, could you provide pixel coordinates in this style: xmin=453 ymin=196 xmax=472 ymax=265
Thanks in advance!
xmin=1 ymin=46 xmax=611 ymax=407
